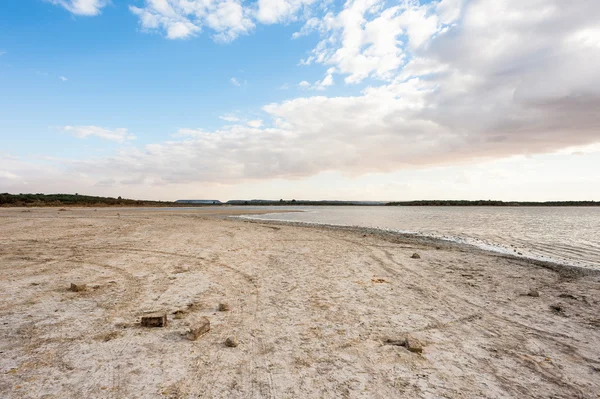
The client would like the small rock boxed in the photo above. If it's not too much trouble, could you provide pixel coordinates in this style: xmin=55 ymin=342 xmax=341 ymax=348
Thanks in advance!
xmin=527 ymin=289 xmax=540 ymax=297
xmin=69 ymin=283 xmax=86 ymax=292
xmin=558 ymin=293 xmax=578 ymax=300
xmin=218 ymin=303 xmax=231 ymax=312
xmin=100 ymin=331 xmax=120 ymax=342
xmin=405 ymin=337 xmax=423 ymax=354
xmin=411 ymin=253 xmax=421 ymax=259
xmin=225 ymin=336 xmax=239 ymax=347
xmin=384 ymin=338 xmax=406 ymax=346
xmin=186 ymin=317 xmax=210 ymax=341
xmin=141 ymin=312 xmax=167 ymax=327
xmin=384 ymin=336 xmax=423 ymax=353
xmin=172 ymin=309 xmax=187 ymax=319
xmin=550 ymin=303 xmax=565 ymax=315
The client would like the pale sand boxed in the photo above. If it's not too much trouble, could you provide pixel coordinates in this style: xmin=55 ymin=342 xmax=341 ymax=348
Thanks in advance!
xmin=1 ymin=208 xmax=599 ymax=398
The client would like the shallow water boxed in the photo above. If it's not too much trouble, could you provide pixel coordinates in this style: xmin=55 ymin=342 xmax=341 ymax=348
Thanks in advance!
xmin=237 ymin=206 xmax=600 ymax=270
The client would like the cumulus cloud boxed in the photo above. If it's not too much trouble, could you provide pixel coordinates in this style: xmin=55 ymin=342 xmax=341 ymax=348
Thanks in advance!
xmin=63 ymin=126 xmax=136 ymax=143
xmin=59 ymin=76 xmax=68 ymax=81
xmin=295 ymin=0 xmax=446 ymax=84
xmin=256 ymin=0 xmax=317 ymax=24
xmin=8 ymin=0 xmax=600 ymax=193
xmin=127 ymin=0 xmax=327 ymax=41
xmin=46 ymin=0 xmax=108 ymax=16
xmin=230 ymin=77 xmax=241 ymax=86
xmin=246 ymin=119 xmax=263 ymax=128
xmin=129 ymin=0 xmax=254 ymax=41
xmin=298 ymin=70 xmax=334 ymax=91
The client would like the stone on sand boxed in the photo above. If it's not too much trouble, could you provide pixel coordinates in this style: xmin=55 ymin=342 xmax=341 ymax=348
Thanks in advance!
xmin=186 ymin=317 xmax=210 ymax=341
xmin=218 ymin=303 xmax=231 ymax=312
xmin=69 ymin=283 xmax=86 ymax=292
xmin=411 ymin=253 xmax=421 ymax=259
xmin=141 ymin=312 xmax=168 ymax=327
xmin=225 ymin=336 xmax=239 ymax=347
xmin=405 ymin=337 xmax=423 ymax=353
xmin=384 ymin=336 xmax=423 ymax=353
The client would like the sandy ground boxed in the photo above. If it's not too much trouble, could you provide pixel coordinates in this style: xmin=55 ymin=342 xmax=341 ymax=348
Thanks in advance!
xmin=1 ymin=208 xmax=599 ymax=399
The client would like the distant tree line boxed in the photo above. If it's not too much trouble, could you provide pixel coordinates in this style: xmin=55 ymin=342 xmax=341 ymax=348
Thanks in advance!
xmin=2 ymin=194 xmax=598 ymax=207
xmin=0 ymin=193 xmax=176 ymax=207
xmin=385 ymin=200 xmax=599 ymax=206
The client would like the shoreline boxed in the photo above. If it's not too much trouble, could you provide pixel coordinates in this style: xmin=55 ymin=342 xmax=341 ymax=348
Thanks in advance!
xmin=234 ymin=215 xmax=600 ymax=278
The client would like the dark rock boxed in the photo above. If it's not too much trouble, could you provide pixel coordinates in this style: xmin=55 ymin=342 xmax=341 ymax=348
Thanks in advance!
xmin=384 ymin=338 xmax=406 ymax=346
xmin=218 ymin=303 xmax=231 ymax=312
xmin=550 ymin=304 xmax=565 ymax=315
xmin=141 ymin=312 xmax=167 ymax=327
xmin=69 ymin=283 xmax=86 ymax=292
xmin=411 ymin=253 xmax=421 ymax=259
xmin=527 ymin=289 xmax=540 ymax=297
xmin=558 ymin=293 xmax=578 ymax=300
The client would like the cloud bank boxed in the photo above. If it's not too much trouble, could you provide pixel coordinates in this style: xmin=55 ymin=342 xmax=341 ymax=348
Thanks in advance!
xmin=31 ymin=0 xmax=600 ymax=195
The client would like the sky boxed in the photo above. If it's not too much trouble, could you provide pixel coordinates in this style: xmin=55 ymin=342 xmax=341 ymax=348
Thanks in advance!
xmin=1 ymin=0 xmax=599 ymax=201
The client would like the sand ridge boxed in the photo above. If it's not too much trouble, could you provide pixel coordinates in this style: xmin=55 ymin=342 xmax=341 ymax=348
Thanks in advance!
xmin=1 ymin=208 xmax=599 ymax=398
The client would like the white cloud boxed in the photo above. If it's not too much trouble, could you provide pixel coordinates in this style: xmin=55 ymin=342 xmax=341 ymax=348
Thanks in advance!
xmin=219 ymin=114 xmax=240 ymax=122
xmin=230 ymin=77 xmax=241 ymax=86
xmin=63 ymin=126 xmax=136 ymax=143
xmin=246 ymin=119 xmax=263 ymax=128
xmin=51 ymin=0 xmax=600 ymax=187
xmin=130 ymin=0 xmax=254 ymax=42
xmin=46 ymin=0 xmax=108 ymax=16
xmin=59 ymin=76 xmax=68 ymax=81
xmin=256 ymin=0 xmax=317 ymax=24
xmin=294 ymin=0 xmax=448 ymax=83
xmin=298 ymin=68 xmax=334 ymax=90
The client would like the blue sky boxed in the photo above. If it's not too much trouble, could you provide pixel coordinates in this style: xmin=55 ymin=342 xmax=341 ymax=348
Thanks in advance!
xmin=1 ymin=0 xmax=600 ymax=200
xmin=1 ymin=0 xmax=336 ymax=152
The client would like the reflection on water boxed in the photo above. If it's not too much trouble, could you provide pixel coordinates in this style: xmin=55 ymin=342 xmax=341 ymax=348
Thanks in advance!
xmin=239 ymin=206 xmax=600 ymax=270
